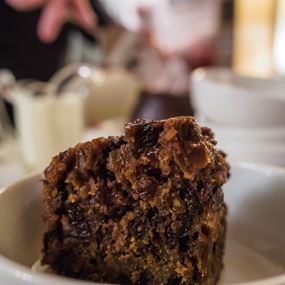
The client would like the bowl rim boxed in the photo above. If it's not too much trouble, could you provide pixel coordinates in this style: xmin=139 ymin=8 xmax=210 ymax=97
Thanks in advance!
xmin=0 ymin=163 xmax=284 ymax=285
xmin=191 ymin=67 xmax=285 ymax=96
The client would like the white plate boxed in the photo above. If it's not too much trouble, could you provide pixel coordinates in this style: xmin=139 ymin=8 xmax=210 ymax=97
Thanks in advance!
xmin=0 ymin=163 xmax=284 ymax=285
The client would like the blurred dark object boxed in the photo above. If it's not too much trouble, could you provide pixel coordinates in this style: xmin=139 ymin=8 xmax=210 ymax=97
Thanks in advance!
xmin=128 ymin=46 xmax=193 ymax=121
xmin=91 ymin=0 xmax=114 ymax=27
xmin=0 ymin=1 xmax=69 ymax=82
xmin=0 ymin=70 xmax=16 ymax=129
xmin=215 ymin=0 xmax=234 ymax=66
xmin=4 ymin=102 xmax=14 ymax=127
xmin=131 ymin=90 xmax=193 ymax=121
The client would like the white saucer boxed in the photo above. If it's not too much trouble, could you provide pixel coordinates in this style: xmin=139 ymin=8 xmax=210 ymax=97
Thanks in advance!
xmin=0 ymin=163 xmax=284 ymax=285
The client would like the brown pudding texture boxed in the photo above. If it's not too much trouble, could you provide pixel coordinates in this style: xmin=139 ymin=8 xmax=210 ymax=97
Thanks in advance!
xmin=42 ymin=116 xmax=229 ymax=285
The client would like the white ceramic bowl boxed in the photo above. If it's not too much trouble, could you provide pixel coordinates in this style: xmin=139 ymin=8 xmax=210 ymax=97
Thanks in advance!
xmin=191 ymin=68 xmax=285 ymax=127
xmin=0 ymin=164 xmax=284 ymax=285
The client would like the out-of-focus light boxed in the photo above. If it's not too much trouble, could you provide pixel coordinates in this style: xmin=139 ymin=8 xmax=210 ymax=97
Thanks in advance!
xmin=78 ymin=66 xmax=92 ymax=78
xmin=234 ymin=0 xmax=275 ymax=77
xmin=273 ymin=0 xmax=285 ymax=75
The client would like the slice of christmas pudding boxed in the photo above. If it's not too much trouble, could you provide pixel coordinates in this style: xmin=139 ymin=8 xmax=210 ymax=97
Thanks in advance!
xmin=42 ymin=116 xmax=229 ymax=285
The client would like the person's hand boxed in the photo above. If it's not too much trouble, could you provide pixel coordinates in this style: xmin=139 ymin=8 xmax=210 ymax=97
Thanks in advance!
xmin=5 ymin=0 xmax=97 ymax=43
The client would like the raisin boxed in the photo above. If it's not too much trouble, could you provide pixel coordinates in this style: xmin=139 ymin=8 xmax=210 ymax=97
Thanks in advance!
xmin=192 ymin=231 xmax=199 ymax=240
xmin=179 ymin=235 xmax=190 ymax=252
xmin=202 ymin=225 xmax=210 ymax=237
xmin=135 ymin=125 xmax=162 ymax=152
xmin=179 ymin=122 xmax=200 ymax=142
xmin=147 ymin=207 xmax=158 ymax=220
xmin=145 ymin=167 xmax=167 ymax=182
xmin=136 ymin=272 xmax=149 ymax=285
xmin=167 ymin=275 xmax=183 ymax=285
xmin=136 ymin=176 xmax=158 ymax=199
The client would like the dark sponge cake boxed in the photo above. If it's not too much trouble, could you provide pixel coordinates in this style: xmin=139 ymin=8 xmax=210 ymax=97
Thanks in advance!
xmin=42 ymin=116 xmax=229 ymax=285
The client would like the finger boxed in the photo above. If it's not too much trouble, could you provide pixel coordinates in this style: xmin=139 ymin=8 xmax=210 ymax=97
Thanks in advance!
xmin=37 ymin=0 xmax=68 ymax=43
xmin=71 ymin=0 xmax=96 ymax=30
xmin=5 ymin=0 xmax=45 ymax=11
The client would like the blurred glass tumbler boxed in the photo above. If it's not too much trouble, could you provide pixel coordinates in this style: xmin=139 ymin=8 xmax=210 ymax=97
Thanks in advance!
xmin=12 ymin=63 xmax=140 ymax=171
xmin=14 ymin=89 xmax=84 ymax=171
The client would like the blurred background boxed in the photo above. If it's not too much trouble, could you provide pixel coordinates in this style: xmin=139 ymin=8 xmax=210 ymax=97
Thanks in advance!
xmin=1 ymin=0 xmax=285 ymax=186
